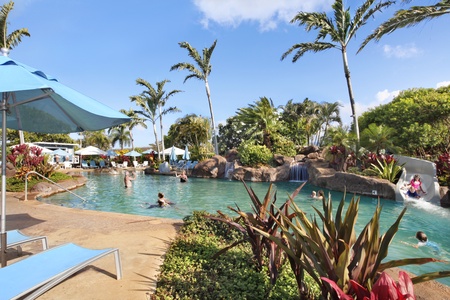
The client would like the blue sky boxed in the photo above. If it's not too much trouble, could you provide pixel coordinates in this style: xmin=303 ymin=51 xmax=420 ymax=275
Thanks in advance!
xmin=8 ymin=0 xmax=450 ymax=148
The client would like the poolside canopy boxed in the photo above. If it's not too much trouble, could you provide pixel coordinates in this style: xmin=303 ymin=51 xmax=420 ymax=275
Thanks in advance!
xmin=75 ymin=146 xmax=107 ymax=156
xmin=182 ymin=145 xmax=190 ymax=161
xmin=0 ymin=53 xmax=130 ymax=267
xmin=159 ymin=146 xmax=184 ymax=156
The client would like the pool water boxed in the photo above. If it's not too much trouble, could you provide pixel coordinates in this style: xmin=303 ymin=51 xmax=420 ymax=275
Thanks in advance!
xmin=41 ymin=171 xmax=450 ymax=286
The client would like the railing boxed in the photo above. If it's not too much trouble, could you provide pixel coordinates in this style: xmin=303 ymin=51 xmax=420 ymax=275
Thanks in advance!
xmin=24 ymin=171 xmax=88 ymax=202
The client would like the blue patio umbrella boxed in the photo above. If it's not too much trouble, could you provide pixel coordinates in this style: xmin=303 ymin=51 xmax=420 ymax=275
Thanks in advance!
xmin=0 ymin=53 xmax=130 ymax=266
xmin=51 ymin=148 xmax=70 ymax=162
xmin=124 ymin=150 xmax=142 ymax=161
xmin=51 ymin=148 xmax=69 ymax=156
xmin=169 ymin=146 xmax=177 ymax=165
xmin=106 ymin=149 xmax=117 ymax=157
xmin=182 ymin=145 xmax=190 ymax=161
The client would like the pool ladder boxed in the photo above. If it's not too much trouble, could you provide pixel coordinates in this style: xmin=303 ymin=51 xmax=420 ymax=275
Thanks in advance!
xmin=24 ymin=171 xmax=88 ymax=202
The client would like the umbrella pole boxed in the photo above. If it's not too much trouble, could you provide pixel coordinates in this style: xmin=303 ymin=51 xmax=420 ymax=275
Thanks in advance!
xmin=1 ymin=97 xmax=8 ymax=267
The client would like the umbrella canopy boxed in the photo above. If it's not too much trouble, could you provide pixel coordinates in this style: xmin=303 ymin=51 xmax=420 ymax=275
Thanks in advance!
xmin=106 ymin=149 xmax=117 ymax=157
xmin=124 ymin=150 xmax=142 ymax=157
xmin=0 ymin=54 xmax=130 ymax=267
xmin=142 ymin=149 xmax=156 ymax=154
xmin=182 ymin=145 xmax=190 ymax=161
xmin=74 ymin=146 xmax=107 ymax=156
xmin=51 ymin=148 xmax=69 ymax=156
xmin=160 ymin=146 xmax=184 ymax=156
xmin=124 ymin=150 xmax=142 ymax=161
xmin=169 ymin=146 xmax=177 ymax=164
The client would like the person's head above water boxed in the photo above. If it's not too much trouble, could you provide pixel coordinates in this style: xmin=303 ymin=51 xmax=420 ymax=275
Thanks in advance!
xmin=416 ymin=231 xmax=428 ymax=242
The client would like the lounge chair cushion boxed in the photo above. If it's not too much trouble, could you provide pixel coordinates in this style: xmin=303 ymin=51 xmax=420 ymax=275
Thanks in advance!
xmin=0 ymin=243 xmax=122 ymax=300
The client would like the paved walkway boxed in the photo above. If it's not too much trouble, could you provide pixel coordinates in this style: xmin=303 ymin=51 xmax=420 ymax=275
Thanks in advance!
xmin=4 ymin=192 xmax=182 ymax=300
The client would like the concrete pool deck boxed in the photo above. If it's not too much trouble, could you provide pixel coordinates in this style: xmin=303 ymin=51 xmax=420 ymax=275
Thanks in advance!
xmin=4 ymin=191 xmax=182 ymax=299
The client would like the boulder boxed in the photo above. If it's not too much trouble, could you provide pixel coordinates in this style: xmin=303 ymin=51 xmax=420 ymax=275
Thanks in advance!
xmin=225 ymin=149 xmax=239 ymax=162
xmin=5 ymin=162 xmax=15 ymax=178
xmin=306 ymin=159 xmax=396 ymax=200
xmin=191 ymin=155 xmax=227 ymax=178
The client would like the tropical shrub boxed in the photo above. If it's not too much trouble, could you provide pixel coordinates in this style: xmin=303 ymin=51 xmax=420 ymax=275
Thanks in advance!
xmin=238 ymin=142 xmax=272 ymax=167
xmin=369 ymin=158 xmax=404 ymax=183
xmin=435 ymin=152 xmax=450 ymax=186
xmin=207 ymin=181 xmax=303 ymax=285
xmin=270 ymin=134 xmax=296 ymax=157
xmin=323 ymin=145 xmax=348 ymax=171
xmin=6 ymin=144 xmax=56 ymax=179
xmin=253 ymin=190 xmax=449 ymax=299
xmin=322 ymin=271 xmax=415 ymax=300
xmin=153 ymin=211 xmax=315 ymax=299
xmin=6 ymin=171 xmax=72 ymax=192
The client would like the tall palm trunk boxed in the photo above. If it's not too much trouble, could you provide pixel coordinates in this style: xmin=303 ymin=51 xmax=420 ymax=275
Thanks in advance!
xmin=159 ymin=104 xmax=165 ymax=161
xmin=153 ymin=121 xmax=160 ymax=160
xmin=341 ymin=49 xmax=360 ymax=147
xmin=205 ymin=79 xmax=218 ymax=154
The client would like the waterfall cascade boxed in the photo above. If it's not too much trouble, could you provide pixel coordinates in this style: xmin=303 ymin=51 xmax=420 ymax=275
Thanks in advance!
xmin=224 ymin=162 xmax=235 ymax=179
xmin=289 ymin=162 xmax=309 ymax=182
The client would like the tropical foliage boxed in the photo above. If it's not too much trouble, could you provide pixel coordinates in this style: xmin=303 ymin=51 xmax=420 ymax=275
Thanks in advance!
xmin=435 ymin=152 xmax=450 ymax=185
xmin=252 ymin=187 xmax=449 ymax=298
xmin=130 ymin=78 xmax=181 ymax=159
xmin=281 ymin=0 xmax=395 ymax=146
xmin=358 ymin=85 xmax=450 ymax=157
xmin=0 ymin=1 xmax=30 ymax=51
xmin=153 ymin=211 xmax=319 ymax=300
xmin=170 ymin=40 xmax=219 ymax=154
xmin=165 ymin=114 xmax=215 ymax=161
xmin=236 ymin=97 xmax=279 ymax=150
xmin=238 ymin=142 xmax=273 ymax=167
xmin=6 ymin=144 xmax=56 ymax=179
xmin=360 ymin=0 xmax=450 ymax=51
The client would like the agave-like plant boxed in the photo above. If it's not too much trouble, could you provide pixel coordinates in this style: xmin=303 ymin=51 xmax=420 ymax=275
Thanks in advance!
xmin=254 ymin=190 xmax=449 ymax=298
xmin=207 ymin=180 xmax=303 ymax=285
xmin=370 ymin=158 xmax=404 ymax=183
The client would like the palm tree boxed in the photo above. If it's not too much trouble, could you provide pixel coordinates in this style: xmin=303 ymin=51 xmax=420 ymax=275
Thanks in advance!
xmin=361 ymin=123 xmax=398 ymax=154
xmin=236 ymin=97 xmax=279 ymax=149
xmin=317 ymin=102 xmax=342 ymax=146
xmin=130 ymin=79 xmax=181 ymax=159
xmin=170 ymin=40 xmax=219 ymax=154
xmin=109 ymin=125 xmax=131 ymax=150
xmin=0 ymin=1 xmax=30 ymax=52
xmin=281 ymin=0 xmax=394 ymax=147
xmin=83 ymin=130 xmax=110 ymax=149
xmin=359 ymin=0 xmax=450 ymax=51
xmin=119 ymin=108 xmax=147 ymax=150
xmin=1 ymin=0 xmax=31 ymax=144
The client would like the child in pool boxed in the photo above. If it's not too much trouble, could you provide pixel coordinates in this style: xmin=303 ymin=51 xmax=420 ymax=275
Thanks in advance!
xmin=406 ymin=174 xmax=426 ymax=198
xmin=414 ymin=231 xmax=440 ymax=253
xmin=144 ymin=192 xmax=175 ymax=208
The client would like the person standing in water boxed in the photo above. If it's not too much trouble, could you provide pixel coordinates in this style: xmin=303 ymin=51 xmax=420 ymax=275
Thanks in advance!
xmin=124 ymin=171 xmax=136 ymax=188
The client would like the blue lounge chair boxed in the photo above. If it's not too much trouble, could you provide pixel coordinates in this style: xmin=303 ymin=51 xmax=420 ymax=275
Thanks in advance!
xmin=81 ymin=160 xmax=89 ymax=169
xmin=99 ymin=160 xmax=106 ymax=168
xmin=89 ymin=160 xmax=98 ymax=168
xmin=0 ymin=243 xmax=122 ymax=300
xmin=0 ymin=230 xmax=48 ymax=251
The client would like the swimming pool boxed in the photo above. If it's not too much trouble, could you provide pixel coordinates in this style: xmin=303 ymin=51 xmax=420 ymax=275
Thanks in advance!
xmin=41 ymin=171 xmax=450 ymax=285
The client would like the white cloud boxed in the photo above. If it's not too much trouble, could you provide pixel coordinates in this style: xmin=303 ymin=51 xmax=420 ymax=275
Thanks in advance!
xmin=375 ymin=89 xmax=400 ymax=103
xmin=193 ymin=0 xmax=333 ymax=31
xmin=338 ymin=88 xmax=400 ymax=126
xmin=383 ymin=44 xmax=422 ymax=59
xmin=437 ymin=81 xmax=450 ymax=88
